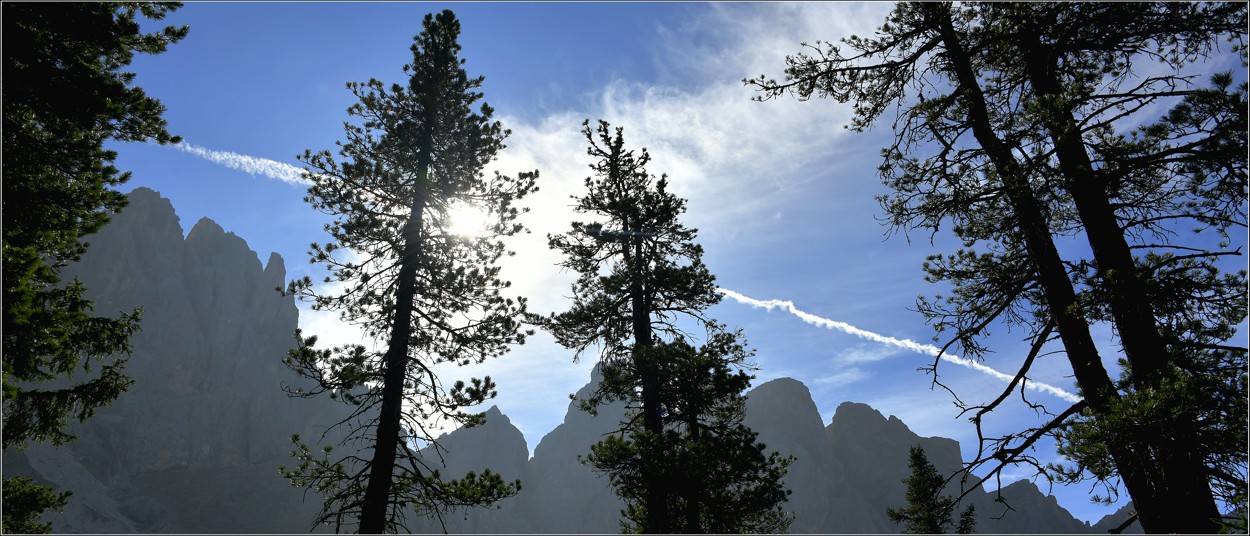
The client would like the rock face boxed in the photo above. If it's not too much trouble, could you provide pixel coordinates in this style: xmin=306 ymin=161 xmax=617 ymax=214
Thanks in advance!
xmin=743 ymin=378 xmax=843 ymax=533
xmin=408 ymin=373 xmax=1136 ymax=534
xmin=406 ymin=365 xmax=629 ymax=534
xmin=5 ymin=187 xmax=1138 ymax=534
xmin=822 ymin=401 xmax=1096 ymax=534
xmin=3 ymin=187 xmax=348 ymax=533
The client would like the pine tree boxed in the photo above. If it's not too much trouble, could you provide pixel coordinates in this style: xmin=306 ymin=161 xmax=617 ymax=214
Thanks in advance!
xmin=956 ymin=502 xmax=977 ymax=535
xmin=0 ymin=477 xmax=71 ymax=534
xmin=533 ymin=120 xmax=792 ymax=533
xmin=886 ymin=446 xmax=975 ymax=534
xmin=662 ymin=334 xmax=794 ymax=534
xmin=584 ymin=335 xmax=795 ymax=533
xmin=2 ymin=3 xmax=186 ymax=532
xmin=748 ymin=2 xmax=1246 ymax=532
xmin=973 ymin=5 xmax=1246 ymax=526
xmin=278 ymin=10 xmax=537 ymax=533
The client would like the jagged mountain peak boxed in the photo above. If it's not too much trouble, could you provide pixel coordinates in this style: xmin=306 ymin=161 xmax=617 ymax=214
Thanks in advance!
xmin=185 ymin=215 xmax=258 ymax=263
xmin=119 ymin=186 xmax=181 ymax=230
xmin=483 ymin=404 xmax=507 ymax=422
xmin=412 ymin=364 xmax=1131 ymax=534
xmin=186 ymin=215 xmax=226 ymax=237
xmin=263 ymin=251 xmax=286 ymax=284
xmin=831 ymin=400 xmax=914 ymax=436
xmin=6 ymin=188 xmax=344 ymax=533
xmin=745 ymin=376 xmax=825 ymax=432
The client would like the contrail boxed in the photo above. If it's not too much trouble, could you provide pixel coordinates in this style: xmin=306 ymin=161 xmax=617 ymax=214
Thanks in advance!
xmin=716 ymin=288 xmax=1082 ymax=403
xmin=174 ymin=142 xmax=310 ymax=186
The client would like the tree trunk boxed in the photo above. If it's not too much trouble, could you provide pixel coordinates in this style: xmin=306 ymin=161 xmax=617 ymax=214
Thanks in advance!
xmin=360 ymin=89 xmax=438 ymax=532
xmin=923 ymin=4 xmax=1165 ymax=530
xmin=926 ymin=0 xmax=1116 ymax=414
xmin=1017 ymin=29 xmax=1221 ymax=533
xmin=359 ymin=185 xmax=427 ymax=533
xmin=627 ymin=224 xmax=668 ymax=534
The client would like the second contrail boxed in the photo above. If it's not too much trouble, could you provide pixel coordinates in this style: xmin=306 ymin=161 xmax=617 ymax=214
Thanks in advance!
xmin=716 ymin=288 xmax=1081 ymax=403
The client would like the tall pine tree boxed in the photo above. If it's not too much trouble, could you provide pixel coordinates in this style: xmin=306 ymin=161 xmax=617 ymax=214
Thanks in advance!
xmin=3 ymin=3 xmax=186 ymax=532
xmin=533 ymin=120 xmax=792 ymax=533
xmin=971 ymin=5 xmax=1246 ymax=528
xmin=278 ymin=10 xmax=537 ymax=533
xmin=748 ymin=2 xmax=1246 ymax=531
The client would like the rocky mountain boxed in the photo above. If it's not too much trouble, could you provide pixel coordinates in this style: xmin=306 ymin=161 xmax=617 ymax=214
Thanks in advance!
xmin=3 ymin=187 xmax=349 ymax=533
xmin=4 ymin=187 xmax=1139 ymax=533
xmin=409 ymin=373 xmax=1139 ymax=534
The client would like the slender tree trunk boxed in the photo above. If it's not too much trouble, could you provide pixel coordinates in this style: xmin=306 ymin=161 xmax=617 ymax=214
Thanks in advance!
xmin=1016 ymin=27 xmax=1174 ymax=392
xmin=360 ymin=89 xmax=439 ymax=533
xmin=1017 ymin=30 xmax=1221 ymax=533
xmin=926 ymin=0 xmax=1116 ymax=413
xmin=626 ymin=223 xmax=668 ymax=534
xmin=923 ymin=5 xmax=1165 ymax=529
xmin=359 ymin=185 xmax=427 ymax=533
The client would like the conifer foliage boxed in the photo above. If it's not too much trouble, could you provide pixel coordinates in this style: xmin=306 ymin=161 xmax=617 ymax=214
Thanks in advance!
xmin=749 ymin=2 xmax=1246 ymax=532
xmin=585 ymin=335 xmax=795 ymax=533
xmin=533 ymin=120 xmax=793 ymax=533
xmin=278 ymin=10 xmax=537 ymax=533
xmin=3 ymin=3 xmax=186 ymax=532
xmin=886 ymin=446 xmax=975 ymax=534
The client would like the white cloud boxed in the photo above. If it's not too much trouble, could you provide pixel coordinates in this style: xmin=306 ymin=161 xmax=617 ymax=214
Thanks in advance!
xmin=175 ymin=142 xmax=310 ymax=186
xmin=476 ymin=5 xmax=896 ymax=318
xmin=833 ymin=344 xmax=901 ymax=366
xmin=813 ymin=367 xmax=869 ymax=389
xmin=477 ymin=4 xmax=898 ymax=249
xmin=808 ymin=345 xmax=902 ymax=389
xmin=481 ymin=112 xmax=592 ymax=318
xmin=717 ymin=287 xmax=1083 ymax=403
xmin=168 ymin=3 xmax=1072 ymax=457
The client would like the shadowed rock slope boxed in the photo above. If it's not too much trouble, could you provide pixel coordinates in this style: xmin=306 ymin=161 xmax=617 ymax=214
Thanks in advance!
xmin=409 ymin=374 xmax=1139 ymax=534
xmin=3 ymin=187 xmax=347 ymax=533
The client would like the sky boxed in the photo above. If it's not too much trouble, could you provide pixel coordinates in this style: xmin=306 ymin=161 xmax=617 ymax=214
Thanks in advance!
xmin=103 ymin=2 xmax=1247 ymax=525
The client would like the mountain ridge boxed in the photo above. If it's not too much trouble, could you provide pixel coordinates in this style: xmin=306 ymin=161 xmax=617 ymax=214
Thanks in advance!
xmin=413 ymin=370 xmax=1139 ymax=534
xmin=3 ymin=187 xmax=1139 ymax=533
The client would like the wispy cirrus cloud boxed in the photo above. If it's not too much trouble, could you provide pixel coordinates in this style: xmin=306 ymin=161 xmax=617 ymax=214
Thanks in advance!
xmin=812 ymin=367 xmax=869 ymax=389
xmin=717 ymin=288 xmax=1082 ymax=403
xmin=174 ymin=142 xmax=310 ymax=186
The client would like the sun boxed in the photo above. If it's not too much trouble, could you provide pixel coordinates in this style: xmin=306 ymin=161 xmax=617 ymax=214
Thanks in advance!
xmin=446 ymin=202 xmax=492 ymax=237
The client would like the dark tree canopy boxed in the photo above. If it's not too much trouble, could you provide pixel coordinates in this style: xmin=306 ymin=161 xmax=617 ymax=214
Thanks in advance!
xmin=2 ymin=3 xmax=186 ymax=532
xmin=886 ymin=446 xmax=975 ymax=534
xmin=2 ymin=0 xmax=185 ymax=451
xmin=538 ymin=120 xmax=720 ymax=365
xmin=585 ymin=335 xmax=794 ymax=534
xmin=278 ymin=10 xmax=537 ymax=534
xmin=749 ymin=2 xmax=1246 ymax=532
xmin=533 ymin=120 xmax=792 ymax=533
xmin=0 ymin=477 xmax=71 ymax=534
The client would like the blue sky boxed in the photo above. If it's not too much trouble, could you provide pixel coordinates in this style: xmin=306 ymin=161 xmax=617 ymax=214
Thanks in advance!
xmin=105 ymin=2 xmax=1246 ymax=525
